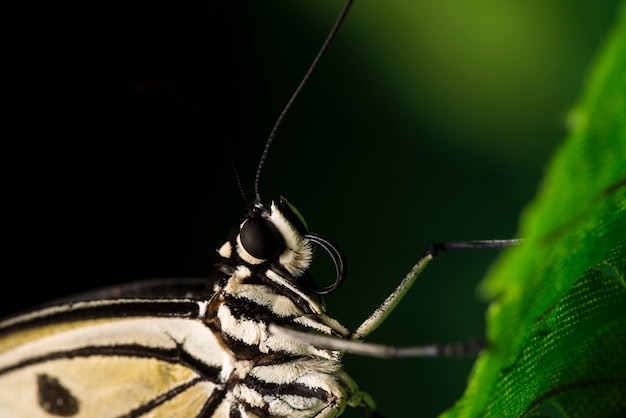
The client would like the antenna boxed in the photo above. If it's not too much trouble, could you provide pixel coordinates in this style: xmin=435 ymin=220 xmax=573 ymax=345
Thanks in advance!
xmin=254 ymin=0 xmax=354 ymax=201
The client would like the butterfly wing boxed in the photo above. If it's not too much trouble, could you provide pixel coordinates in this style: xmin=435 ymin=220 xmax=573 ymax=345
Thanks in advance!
xmin=0 ymin=295 xmax=233 ymax=418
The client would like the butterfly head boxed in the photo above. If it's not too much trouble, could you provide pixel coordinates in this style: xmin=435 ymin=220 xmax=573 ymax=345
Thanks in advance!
xmin=237 ymin=197 xmax=312 ymax=276
xmin=219 ymin=197 xmax=346 ymax=296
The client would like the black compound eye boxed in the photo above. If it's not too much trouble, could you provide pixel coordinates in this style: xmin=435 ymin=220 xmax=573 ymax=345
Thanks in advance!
xmin=239 ymin=218 xmax=284 ymax=260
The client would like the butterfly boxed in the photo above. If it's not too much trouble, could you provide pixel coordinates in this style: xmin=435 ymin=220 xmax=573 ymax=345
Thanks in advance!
xmin=0 ymin=1 xmax=523 ymax=417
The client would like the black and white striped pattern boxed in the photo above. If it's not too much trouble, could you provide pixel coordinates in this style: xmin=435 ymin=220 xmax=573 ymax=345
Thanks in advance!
xmin=0 ymin=199 xmax=374 ymax=417
xmin=206 ymin=198 xmax=372 ymax=416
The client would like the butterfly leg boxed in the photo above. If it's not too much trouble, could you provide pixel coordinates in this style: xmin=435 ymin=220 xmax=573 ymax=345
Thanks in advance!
xmin=353 ymin=239 xmax=522 ymax=340
xmin=269 ymin=324 xmax=484 ymax=358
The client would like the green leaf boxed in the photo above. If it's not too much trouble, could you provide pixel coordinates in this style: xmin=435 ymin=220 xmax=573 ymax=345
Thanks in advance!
xmin=442 ymin=4 xmax=626 ymax=418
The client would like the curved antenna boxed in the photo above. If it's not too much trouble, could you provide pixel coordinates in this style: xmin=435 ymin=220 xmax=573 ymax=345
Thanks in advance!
xmin=254 ymin=0 xmax=354 ymax=201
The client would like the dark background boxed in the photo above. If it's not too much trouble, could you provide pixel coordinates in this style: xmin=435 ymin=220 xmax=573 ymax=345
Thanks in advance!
xmin=4 ymin=1 xmax=622 ymax=416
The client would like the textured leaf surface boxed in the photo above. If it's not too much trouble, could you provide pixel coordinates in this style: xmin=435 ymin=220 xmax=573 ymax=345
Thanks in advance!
xmin=443 ymin=4 xmax=626 ymax=417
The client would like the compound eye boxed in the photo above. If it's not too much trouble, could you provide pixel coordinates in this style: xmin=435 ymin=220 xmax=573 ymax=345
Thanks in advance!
xmin=239 ymin=218 xmax=284 ymax=260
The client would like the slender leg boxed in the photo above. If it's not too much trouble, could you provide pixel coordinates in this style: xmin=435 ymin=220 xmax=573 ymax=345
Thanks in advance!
xmin=353 ymin=239 xmax=521 ymax=340
xmin=269 ymin=324 xmax=485 ymax=358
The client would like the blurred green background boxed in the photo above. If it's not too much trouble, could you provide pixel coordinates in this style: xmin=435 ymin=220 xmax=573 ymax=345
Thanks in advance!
xmin=4 ymin=0 xmax=622 ymax=416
